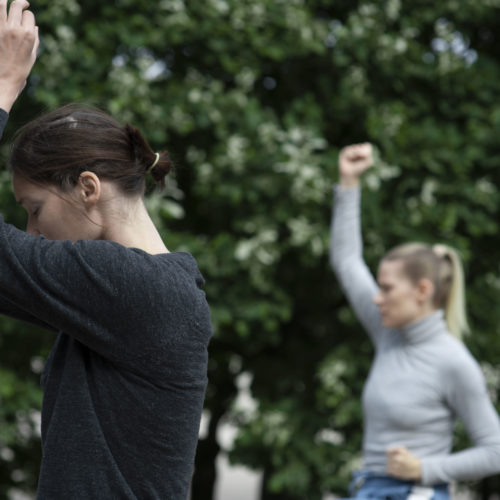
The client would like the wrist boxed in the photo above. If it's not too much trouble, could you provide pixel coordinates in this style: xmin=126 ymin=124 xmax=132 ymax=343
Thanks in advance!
xmin=339 ymin=175 xmax=360 ymax=188
xmin=0 ymin=81 xmax=23 ymax=113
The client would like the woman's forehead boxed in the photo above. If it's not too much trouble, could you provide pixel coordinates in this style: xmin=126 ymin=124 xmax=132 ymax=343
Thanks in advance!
xmin=377 ymin=259 xmax=406 ymax=280
xmin=12 ymin=174 xmax=60 ymax=203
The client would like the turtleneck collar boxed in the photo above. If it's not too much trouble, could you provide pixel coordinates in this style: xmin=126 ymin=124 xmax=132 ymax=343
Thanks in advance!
xmin=400 ymin=309 xmax=448 ymax=344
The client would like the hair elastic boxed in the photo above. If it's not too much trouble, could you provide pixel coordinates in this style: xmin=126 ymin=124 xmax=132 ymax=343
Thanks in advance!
xmin=147 ymin=152 xmax=160 ymax=173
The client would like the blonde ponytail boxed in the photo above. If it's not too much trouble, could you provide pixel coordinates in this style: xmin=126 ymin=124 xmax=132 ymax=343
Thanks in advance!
xmin=432 ymin=244 xmax=469 ymax=339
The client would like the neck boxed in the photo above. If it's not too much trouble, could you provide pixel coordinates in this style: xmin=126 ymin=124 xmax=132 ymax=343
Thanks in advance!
xmin=401 ymin=309 xmax=446 ymax=344
xmin=100 ymin=197 xmax=169 ymax=255
xmin=410 ymin=305 xmax=438 ymax=325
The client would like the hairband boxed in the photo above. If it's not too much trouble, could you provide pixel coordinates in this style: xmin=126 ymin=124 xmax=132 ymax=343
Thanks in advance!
xmin=146 ymin=152 xmax=160 ymax=173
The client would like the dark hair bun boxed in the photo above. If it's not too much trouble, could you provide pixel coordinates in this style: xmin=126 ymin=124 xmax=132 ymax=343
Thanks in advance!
xmin=148 ymin=151 xmax=174 ymax=187
xmin=125 ymin=124 xmax=174 ymax=188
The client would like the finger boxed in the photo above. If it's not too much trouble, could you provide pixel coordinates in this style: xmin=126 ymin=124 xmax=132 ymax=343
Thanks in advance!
xmin=354 ymin=143 xmax=368 ymax=152
xmin=339 ymin=148 xmax=352 ymax=161
xmin=360 ymin=143 xmax=372 ymax=155
xmin=386 ymin=446 xmax=404 ymax=454
xmin=32 ymin=25 xmax=39 ymax=55
xmin=0 ymin=0 xmax=7 ymax=24
xmin=355 ymin=144 xmax=370 ymax=156
xmin=7 ymin=0 xmax=30 ymax=26
xmin=21 ymin=8 xmax=35 ymax=28
xmin=347 ymin=150 xmax=368 ymax=162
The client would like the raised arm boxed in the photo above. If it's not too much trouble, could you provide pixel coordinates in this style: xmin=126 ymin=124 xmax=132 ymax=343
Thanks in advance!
xmin=0 ymin=0 xmax=39 ymax=114
xmin=330 ymin=143 xmax=385 ymax=344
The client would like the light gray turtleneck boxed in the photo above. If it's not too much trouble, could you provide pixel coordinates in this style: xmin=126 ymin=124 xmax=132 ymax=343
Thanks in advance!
xmin=330 ymin=185 xmax=500 ymax=486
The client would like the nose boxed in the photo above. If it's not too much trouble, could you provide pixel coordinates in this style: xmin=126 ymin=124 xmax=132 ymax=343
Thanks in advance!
xmin=373 ymin=290 xmax=382 ymax=305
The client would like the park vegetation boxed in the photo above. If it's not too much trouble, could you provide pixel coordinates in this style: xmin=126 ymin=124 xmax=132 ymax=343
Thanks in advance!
xmin=0 ymin=0 xmax=499 ymax=498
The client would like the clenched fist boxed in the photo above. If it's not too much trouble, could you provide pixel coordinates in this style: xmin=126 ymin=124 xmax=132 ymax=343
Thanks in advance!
xmin=338 ymin=142 xmax=373 ymax=188
xmin=0 ymin=0 xmax=39 ymax=112
xmin=386 ymin=446 xmax=422 ymax=481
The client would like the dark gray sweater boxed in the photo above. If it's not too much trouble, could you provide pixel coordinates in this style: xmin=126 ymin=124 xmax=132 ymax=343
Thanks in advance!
xmin=0 ymin=109 xmax=212 ymax=499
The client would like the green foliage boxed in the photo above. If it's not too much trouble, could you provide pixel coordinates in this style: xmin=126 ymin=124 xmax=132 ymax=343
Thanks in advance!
xmin=1 ymin=0 xmax=500 ymax=498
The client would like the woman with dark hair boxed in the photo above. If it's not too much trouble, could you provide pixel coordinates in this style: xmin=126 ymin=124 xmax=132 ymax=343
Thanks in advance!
xmin=330 ymin=143 xmax=500 ymax=499
xmin=0 ymin=2 xmax=212 ymax=499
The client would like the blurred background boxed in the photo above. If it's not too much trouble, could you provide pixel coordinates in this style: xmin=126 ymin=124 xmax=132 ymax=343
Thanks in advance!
xmin=0 ymin=0 xmax=500 ymax=498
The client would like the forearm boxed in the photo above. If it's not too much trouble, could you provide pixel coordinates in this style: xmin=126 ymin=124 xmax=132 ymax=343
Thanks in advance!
xmin=329 ymin=184 xmax=363 ymax=270
xmin=421 ymin=443 xmax=500 ymax=485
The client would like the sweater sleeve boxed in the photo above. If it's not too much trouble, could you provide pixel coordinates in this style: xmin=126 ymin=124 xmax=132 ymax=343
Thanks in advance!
xmin=329 ymin=185 xmax=385 ymax=344
xmin=0 ymin=109 xmax=56 ymax=330
xmin=0 ymin=294 xmax=56 ymax=331
xmin=0 ymin=216 xmax=205 ymax=371
xmin=421 ymin=349 xmax=500 ymax=484
xmin=0 ymin=108 xmax=8 ymax=140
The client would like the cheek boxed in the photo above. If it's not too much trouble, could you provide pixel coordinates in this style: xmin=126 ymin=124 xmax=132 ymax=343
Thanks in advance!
xmin=38 ymin=208 xmax=70 ymax=239
xmin=36 ymin=217 xmax=57 ymax=239
xmin=386 ymin=288 xmax=412 ymax=311
xmin=393 ymin=290 xmax=419 ymax=316
xmin=386 ymin=290 xmax=401 ymax=305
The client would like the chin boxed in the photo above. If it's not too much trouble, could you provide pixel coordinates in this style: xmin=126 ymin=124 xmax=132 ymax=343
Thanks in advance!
xmin=381 ymin=317 xmax=403 ymax=329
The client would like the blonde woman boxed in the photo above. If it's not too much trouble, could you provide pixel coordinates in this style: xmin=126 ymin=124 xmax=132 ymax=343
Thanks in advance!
xmin=330 ymin=143 xmax=500 ymax=499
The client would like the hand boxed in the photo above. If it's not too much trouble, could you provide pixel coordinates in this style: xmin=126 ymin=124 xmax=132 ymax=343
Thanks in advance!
xmin=386 ymin=446 xmax=422 ymax=481
xmin=0 ymin=0 xmax=39 ymax=112
xmin=338 ymin=142 xmax=373 ymax=187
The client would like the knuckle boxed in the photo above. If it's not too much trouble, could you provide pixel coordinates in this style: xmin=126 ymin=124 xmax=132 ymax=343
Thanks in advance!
xmin=23 ymin=29 xmax=36 ymax=41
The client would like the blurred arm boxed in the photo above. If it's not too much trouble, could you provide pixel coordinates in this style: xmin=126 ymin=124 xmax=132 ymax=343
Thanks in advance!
xmin=329 ymin=185 xmax=385 ymax=344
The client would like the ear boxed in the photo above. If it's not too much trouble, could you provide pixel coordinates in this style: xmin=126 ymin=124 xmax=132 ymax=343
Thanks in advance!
xmin=416 ymin=278 xmax=435 ymax=304
xmin=77 ymin=171 xmax=101 ymax=207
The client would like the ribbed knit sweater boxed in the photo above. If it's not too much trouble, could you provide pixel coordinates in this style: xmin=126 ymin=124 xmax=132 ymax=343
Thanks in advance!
xmin=0 ymin=108 xmax=212 ymax=499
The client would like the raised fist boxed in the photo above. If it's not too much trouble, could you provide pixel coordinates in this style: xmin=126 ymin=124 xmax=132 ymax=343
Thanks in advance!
xmin=338 ymin=142 xmax=373 ymax=181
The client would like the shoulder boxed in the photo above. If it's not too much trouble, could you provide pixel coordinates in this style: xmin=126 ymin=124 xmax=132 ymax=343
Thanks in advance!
xmin=70 ymin=241 xmax=206 ymax=296
xmin=437 ymin=335 xmax=486 ymax=391
xmin=438 ymin=334 xmax=478 ymax=369
xmin=72 ymin=241 xmax=198 ymax=274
